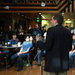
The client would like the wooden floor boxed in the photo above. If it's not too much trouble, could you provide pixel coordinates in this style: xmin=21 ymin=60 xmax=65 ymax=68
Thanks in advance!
xmin=0 ymin=65 xmax=75 ymax=75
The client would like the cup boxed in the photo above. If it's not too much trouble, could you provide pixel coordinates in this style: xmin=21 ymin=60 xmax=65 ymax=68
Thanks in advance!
xmin=18 ymin=42 xmax=21 ymax=47
xmin=8 ymin=42 xmax=11 ymax=47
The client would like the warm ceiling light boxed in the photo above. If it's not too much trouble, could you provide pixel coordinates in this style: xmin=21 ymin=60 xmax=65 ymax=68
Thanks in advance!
xmin=68 ymin=19 xmax=70 ymax=20
xmin=39 ymin=13 xmax=41 ymax=15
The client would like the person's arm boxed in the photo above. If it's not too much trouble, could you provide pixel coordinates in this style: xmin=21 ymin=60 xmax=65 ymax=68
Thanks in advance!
xmin=69 ymin=49 xmax=75 ymax=54
xmin=18 ymin=43 xmax=32 ymax=55
xmin=19 ymin=47 xmax=23 ymax=52
xmin=72 ymin=45 xmax=74 ymax=50
xmin=18 ymin=47 xmax=31 ymax=55
xmin=69 ymin=45 xmax=74 ymax=54
xmin=21 ymin=49 xmax=29 ymax=54
xmin=36 ymin=28 xmax=54 ymax=51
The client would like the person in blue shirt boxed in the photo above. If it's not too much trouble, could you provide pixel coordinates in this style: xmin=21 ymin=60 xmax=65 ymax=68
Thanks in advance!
xmin=10 ymin=36 xmax=32 ymax=71
xmin=69 ymin=35 xmax=75 ymax=68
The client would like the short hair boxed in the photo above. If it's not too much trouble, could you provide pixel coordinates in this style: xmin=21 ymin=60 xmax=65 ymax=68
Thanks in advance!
xmin=53 ymin=14 xmax=63 ymax=25
xmin=12 ymin=32 xmax=16 ymax=35
xmin=24 ymin=35 xmax=30 ymax=39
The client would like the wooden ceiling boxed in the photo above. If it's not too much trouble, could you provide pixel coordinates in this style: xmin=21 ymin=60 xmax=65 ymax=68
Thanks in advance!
xmin=0 ymin=0 xmax=73 ymax=13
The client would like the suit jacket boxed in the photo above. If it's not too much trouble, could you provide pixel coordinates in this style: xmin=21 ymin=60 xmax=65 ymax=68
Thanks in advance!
xmin=37 ymin=25 xmax=72 ymax=72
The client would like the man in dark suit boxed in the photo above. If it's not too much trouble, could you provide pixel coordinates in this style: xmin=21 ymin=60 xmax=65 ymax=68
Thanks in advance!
xmin=36 ymin=14 xmax=72 ymax=75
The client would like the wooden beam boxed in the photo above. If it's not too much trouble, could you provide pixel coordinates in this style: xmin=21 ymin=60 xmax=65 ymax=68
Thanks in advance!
xmin=0 ymin=6 xmax=57 ymax=9
xmin=59 ymin=2 xmax=68 ymax=12
xmin=0 ymin=0 xmax=66 ymax=10
xmin=74 ymin=1 xmax=75 ymax=13
xmin=56 ymin=0 xmax=66 ymax=8
xmin=28 ymin=3 xmax=56 ymax=5
xmin=0 ymin=10 xmax=59 ymax=13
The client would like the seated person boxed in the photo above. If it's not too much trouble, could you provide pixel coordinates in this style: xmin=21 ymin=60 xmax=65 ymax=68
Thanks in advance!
xmin=37 ymin=33 xmax=46 ymax=65
xmin=69 ymin=35 xmax=75 ymax=67
xmin=0 ymin=50 xmax=9 ymax=66
xmin=69 ymin=46 xmax=75 ymax=68
xmin=10 ymin=33 xmax=19 ymax=45
xmin=7 ymin=25 xmax=13 ymax=40
xmin=9 ymin=33 xmax=20 ymax=52
xmin=18 ymin=29 xmax=24 ymax=35
xmin=10 ymin=36 xmax=32 ymax=71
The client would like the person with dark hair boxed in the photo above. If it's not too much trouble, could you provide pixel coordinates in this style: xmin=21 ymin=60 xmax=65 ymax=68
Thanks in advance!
xmin=36 ymin=14 xmax=72 ymax=75
xmin=28 ymin=26 xmax=33 ymax=34
xmin=69 ymin=35 xmax=75 ymax=68
xmin=53 ymin=14 xmax=63 ymax=25
xmin=7 ymin=25 xmax=13 ymax=40
xmin=18 ymin=25 xmax=24 ymax=35
xmin=65 ymin=26 xmax=69 ymax=29
xmin=10 ymin=33 xmax=19 ymax=45
xmin=9 ymin=36 xmax=32 ymax=71
xmin=0 ymin=50 xmax=9 ymax=67
xmin=33 ymin=24 xmax=42 ymax=36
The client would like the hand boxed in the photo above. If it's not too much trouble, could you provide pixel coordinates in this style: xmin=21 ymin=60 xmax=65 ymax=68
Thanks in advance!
xmin=36 ymin=34 xmax=42 ymax=42
xmin=69 ymin=51 xmax=73 ymax=54
xmin=72 ymin=45 xmax=74 ymax=50
xmin=0 ymin=51 xmax=2 ymax=54
xmin=17 ymin=52 xmax=22 ymax=56
xmin=69 ymin=50 xmax=75 ymax=54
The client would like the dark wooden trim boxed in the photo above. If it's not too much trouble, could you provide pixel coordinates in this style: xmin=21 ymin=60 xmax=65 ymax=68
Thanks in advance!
xmin=0 ymin=10 xmax=59 ymax=13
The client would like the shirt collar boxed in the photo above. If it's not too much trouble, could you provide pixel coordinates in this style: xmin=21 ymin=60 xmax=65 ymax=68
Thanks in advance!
xmin=55 ymin=23 xmax=58 ymax=26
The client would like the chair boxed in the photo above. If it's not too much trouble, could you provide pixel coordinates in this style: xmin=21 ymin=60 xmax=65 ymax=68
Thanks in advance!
xmin=23 ymin=47 xmax=35 ymax=66
xmin=0 ymin=54 xmax=8 ymax=69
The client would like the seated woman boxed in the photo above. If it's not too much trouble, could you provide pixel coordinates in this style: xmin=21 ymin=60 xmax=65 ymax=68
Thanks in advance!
xmin=10 ymin=36 xmax=33 ymax=71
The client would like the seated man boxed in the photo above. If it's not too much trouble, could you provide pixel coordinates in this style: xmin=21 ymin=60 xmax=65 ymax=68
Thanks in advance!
xmin=10 ymin=36 xmax=32 ymax=71
xmin=10 ymin=33 xmax=19 ymax=45
xmin=9 ymin=33 xmax=20 ymax=52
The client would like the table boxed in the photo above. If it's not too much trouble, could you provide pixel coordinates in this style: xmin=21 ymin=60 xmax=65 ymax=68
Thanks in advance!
xmin=0 ymin=45 xmax=22 ymax=49
xmin=0 ymin=45 xmax=22 ymax=67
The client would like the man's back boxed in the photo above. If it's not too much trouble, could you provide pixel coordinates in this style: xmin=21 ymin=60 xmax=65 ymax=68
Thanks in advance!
xmin=45 ymin=25 xmax=72 ymax=72
xmin=36 ymin=14 xmax=72 ymax=75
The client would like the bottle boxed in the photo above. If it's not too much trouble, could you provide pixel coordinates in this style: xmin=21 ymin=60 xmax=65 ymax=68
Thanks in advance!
xmin=23 ymin=60 xmax=27 ymax=66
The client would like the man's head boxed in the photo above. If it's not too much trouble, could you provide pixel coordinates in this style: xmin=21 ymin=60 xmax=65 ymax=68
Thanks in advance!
xmin=12 ymin=33 xmax=17 ymax=40
xmin=35 ymin=24 xmax=39 ymax=29
xmin=51 ymin=14 xmax=63 ymax=27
